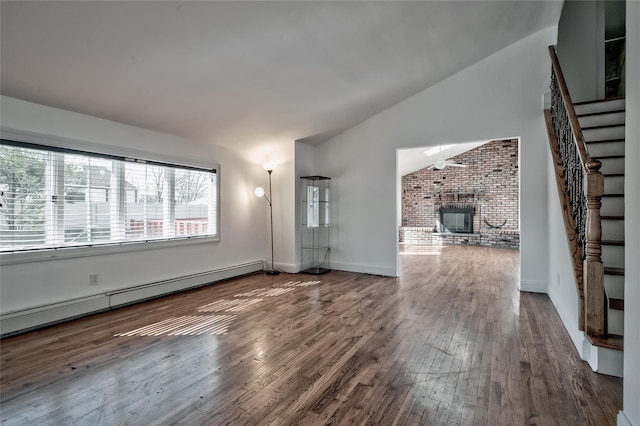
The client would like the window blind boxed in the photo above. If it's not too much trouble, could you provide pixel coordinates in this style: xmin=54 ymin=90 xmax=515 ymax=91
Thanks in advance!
xmin=0 ymin=140 xmax=217 ymax=252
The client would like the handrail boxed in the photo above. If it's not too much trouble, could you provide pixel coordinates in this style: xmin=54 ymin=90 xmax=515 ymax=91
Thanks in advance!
xmin=547 ymin=45 xmax=606 ymax=338
xmin=548 ymin=46 xmax=593 ymax=168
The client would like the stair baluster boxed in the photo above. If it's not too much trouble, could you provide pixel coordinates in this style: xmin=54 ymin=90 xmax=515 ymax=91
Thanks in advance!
xmin=548 ymin=46 xmax=607 ymax=338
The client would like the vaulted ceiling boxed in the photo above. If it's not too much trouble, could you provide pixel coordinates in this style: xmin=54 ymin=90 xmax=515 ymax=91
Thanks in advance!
xmin=0 ymin=1 xmax=563 ymax=152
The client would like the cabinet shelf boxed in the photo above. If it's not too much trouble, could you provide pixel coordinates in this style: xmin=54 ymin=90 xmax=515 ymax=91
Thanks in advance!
xmin=300 ymin=176 xmax=331 ymax=275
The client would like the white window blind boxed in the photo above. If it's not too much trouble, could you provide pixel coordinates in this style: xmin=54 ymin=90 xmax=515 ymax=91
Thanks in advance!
xmin=0 ymin=140 xmax=217 ymax=252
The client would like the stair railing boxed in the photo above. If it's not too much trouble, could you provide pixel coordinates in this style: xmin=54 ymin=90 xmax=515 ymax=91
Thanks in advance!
xmin=547 ymin=46 xmax=606 ymax=338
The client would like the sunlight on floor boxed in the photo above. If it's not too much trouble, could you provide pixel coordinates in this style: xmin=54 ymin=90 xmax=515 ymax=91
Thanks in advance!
xmin=234 ymin=287 xmax=296 ymax=297
xmin=198 ymin=298 xmax=264 ymax=312
xmin=114 ymin=314 xmax=236 ymax=336
xmin=114 ymin=280 xmax=322 ymax=337
xmin=399 ymin=244 xmax=443 ymax=256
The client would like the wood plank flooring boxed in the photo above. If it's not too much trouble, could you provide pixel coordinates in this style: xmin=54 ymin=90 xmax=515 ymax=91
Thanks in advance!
xmin=1 ymin=245 xmax=622 ymax=425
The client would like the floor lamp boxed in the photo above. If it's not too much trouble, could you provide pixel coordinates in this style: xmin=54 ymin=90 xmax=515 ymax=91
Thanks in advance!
xmin=255 ymin=163 xmax=280 ymax=276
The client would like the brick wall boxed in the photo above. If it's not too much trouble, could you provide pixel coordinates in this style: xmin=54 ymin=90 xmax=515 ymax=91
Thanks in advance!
xmin=400 ymin=139 xmax=519 ymax=248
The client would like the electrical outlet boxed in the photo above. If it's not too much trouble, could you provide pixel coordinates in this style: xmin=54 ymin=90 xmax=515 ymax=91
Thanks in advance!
xmin=90 ymin=273 xmax=99 ymax=286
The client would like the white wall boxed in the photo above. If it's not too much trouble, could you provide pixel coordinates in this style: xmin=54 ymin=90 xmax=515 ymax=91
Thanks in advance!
xmin=261 ymin=145 xmax=296 ymax=274
xmin=622 ymin=2 xmax=640 ymax=424
xmin=239 ymin=137 xmax=297 ymax=274
xmin=556 ymin=0 xmax=601 ymax=103
xmin=313 ymin=27 xmax=557 ymax=285
xmin=294 ymin=141 xmax=318 ymax=270
xmin=0 ymin=96 xmax=266 ymax=316
xmin=546 ymin=144 xmax=583 ymax=353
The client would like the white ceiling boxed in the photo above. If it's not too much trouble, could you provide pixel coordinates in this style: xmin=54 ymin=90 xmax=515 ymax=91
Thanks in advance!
xmin=0 ymin=1 xmax=562 ymax=152
xmin=398 ymin=140 xmax=490 ymax=177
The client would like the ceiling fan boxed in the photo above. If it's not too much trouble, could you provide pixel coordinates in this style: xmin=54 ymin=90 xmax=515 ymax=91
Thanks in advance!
xmin=428 ymin=158 xmax=467 ymax=170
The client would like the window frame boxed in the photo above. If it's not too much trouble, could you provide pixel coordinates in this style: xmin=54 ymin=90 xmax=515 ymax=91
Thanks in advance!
xmin=0 ymin=130 xmax=220 ymax=265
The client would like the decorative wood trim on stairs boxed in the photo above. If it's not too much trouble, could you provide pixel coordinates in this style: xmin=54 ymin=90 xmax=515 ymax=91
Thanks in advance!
xmin=584 ymin=160 xmax=606 ymax=337
xmin=548 ymin=47 xmax=592 ymax=165
xmin=587 ymin=334 xmax=624 ymax=351
xmin=548 ymin=45 xmax=607 ymax=340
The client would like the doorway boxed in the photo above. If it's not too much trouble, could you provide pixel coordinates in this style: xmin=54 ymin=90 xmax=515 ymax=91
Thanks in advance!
xmin=396 ymin=138 xmax=521 ymax=270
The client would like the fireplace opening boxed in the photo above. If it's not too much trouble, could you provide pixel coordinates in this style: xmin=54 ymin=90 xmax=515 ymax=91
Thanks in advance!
xmin=439 ymin=207 xmax=475 ymax=233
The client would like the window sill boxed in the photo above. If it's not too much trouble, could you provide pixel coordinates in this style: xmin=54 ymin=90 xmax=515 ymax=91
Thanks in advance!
xmin=0 ymin=235 xmax=220 ymax=266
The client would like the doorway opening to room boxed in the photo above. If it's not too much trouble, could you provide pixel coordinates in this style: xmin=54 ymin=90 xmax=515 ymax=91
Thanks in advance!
xmin=397 ymin=138 xmax=520 ymax=259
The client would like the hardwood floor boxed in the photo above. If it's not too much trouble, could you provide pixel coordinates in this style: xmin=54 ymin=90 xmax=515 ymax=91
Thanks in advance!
xmin=1 ymin=245 xmax=622 ymax=425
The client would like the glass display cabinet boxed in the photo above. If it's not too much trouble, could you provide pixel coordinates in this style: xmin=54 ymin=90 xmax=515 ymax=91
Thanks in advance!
xmin=300 ymin=176 xmax=331 ymax=274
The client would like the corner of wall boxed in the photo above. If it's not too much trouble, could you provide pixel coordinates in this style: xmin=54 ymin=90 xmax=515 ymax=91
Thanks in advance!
xmin=618 ymin=411 xmax=635 ymax=426
xmin=548 ymin=287 xmax=585 ymax=355
xmin=623 ymin=1 xmax=640 ymax=424
xmin=520 ymin=280 xmax=548 ymax=293
xmin=584 ymin=343 xmax=624 ymax=378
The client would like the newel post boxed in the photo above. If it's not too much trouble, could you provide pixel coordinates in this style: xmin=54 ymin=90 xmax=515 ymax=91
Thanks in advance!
xmin=583 ymin=160 xmax=606 ymax=337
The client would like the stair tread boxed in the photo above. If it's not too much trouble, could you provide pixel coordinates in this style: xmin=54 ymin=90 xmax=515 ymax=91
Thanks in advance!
xmin=604 ymin=267 xmax=625 ymax=276
xmin=601 ymin=194 xmax=624 ymax=198
xmin=582 ymin=124 xmax=625 ymax=130
xmin=594 ymin=154 xmax=625 ymax=159
xmin=574 ymin=97 xmax=625 ymax=105
xmin=577 ymin=109 xmax=626 ymax=117
xmin=603 ymin=173 xmax=625 ymax=177
xmin=587 ymin=334 xmax=623 ymax=351
xmin=585 ymin=138 xmax=625 ymax=144
xmin=602 ymin=240 xmax=624 ymax=246
xmin=609 ymin=298 xmax=624 ymax=311
xmin=601 ymin=215 xmax=624 ymax=220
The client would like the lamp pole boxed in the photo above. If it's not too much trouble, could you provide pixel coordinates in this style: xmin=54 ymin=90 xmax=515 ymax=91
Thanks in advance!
xmin=266 ymin=169 xmax=279 ymax=275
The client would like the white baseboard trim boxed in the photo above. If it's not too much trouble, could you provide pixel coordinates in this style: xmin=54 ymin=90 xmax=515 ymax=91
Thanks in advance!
xmin=273 ymin=262 xmax=297 ymax=274
xmin=108 ymin=261 xmax=263 ymax=307
xmin=520 ymin=279 xmax=547 ymax=293
xmin=548 ymin=290 xmax=586 ymax=357
xmin=329 ymin=260 xmax=398 ymax=277
xmin=618 ymin=411 xmax=634 ymax=426
xmin=585 ymin=344 xmax=624 ymax=377
xmin=1 ymin=294 xmax=109 ymax=336
xmin=1 ymin=260 xmax=263 ymax=336
xmin=547 ymin=288 xmax=623 ymax=378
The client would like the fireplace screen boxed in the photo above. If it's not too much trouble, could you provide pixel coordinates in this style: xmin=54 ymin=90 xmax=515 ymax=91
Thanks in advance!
xmin=440 ymin=208 xmax=474 ymax=233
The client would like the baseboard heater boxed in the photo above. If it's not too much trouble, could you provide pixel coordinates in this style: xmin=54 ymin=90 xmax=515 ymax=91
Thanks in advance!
xmin=0 ymin=260 xmax=264 ymax=337
xmin=107 ymin=261 xmax=263 ymax=307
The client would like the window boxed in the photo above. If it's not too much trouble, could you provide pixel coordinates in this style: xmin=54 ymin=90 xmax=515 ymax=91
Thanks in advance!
xmin=0 ymin=140 xmax=218 ymax=253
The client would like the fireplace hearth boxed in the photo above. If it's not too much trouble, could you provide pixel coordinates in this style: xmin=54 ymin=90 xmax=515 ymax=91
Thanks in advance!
xmin=439 ymin=207 xmax=475 ymax=234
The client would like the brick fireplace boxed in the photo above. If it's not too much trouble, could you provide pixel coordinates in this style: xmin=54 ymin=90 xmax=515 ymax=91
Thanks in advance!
xmin=400 ymin=139 xmax=519 ymax=249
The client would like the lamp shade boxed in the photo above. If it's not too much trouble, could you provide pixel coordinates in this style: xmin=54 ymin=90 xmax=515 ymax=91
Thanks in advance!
xmin=262 ymin=162 xmax=277 ymax=172
xmin=255 ymin=187 xmax=265 ymax=197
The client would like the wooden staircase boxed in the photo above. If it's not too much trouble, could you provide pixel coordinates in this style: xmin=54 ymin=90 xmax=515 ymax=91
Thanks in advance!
xmin=545 ymin=46 xmax=624 ymax=353
xmin=576 ymin=98 xmax=626 ymax=341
